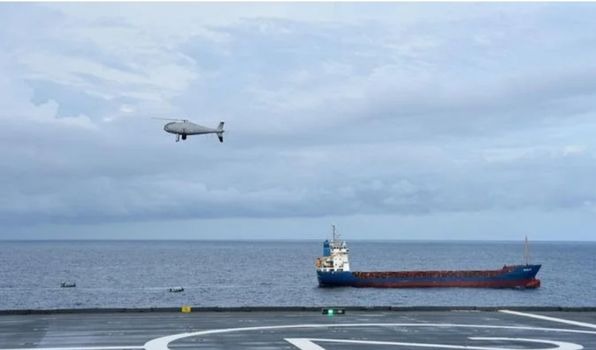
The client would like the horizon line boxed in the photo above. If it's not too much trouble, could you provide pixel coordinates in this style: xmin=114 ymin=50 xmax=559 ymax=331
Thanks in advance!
xmin=1 ymin=238 xmax=594 ymax=243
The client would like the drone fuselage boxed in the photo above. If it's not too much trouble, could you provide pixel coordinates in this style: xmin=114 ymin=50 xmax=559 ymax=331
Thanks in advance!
xmin=163 ymin=120 xmax=224 ymax=142
xmin=164 ymin=121 xmax=217 ymax=136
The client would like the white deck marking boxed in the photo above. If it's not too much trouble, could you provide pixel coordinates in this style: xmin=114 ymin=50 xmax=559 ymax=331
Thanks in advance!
xmin=285 ymin=337 xmax=583 ymax=350
xmin=143 ymin=322 xmax=596 ymax=350
xmin=0 ymin=347 xmax=143 ymax=350
xmin=500 ymin=310 xmax=596 ymax=330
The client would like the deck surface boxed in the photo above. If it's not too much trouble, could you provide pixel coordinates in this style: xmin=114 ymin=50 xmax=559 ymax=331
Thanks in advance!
xmin=1 ymin=309 xmax=595 ymax=349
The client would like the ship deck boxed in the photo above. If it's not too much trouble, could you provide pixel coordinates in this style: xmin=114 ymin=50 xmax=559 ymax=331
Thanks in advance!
xmin=1 ymin=308 xmax=595 ymax=349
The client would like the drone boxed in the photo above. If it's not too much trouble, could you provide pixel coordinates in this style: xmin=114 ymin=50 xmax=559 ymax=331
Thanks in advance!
xmin=155 ymin=118 xmax=225 ymax=143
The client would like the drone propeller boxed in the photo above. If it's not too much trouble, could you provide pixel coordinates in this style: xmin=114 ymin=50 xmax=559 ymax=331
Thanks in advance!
xmin=151 ymin=117 xmax=188 ymax=122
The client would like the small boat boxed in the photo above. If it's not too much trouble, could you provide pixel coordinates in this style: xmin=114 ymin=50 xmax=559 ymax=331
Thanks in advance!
xmin=316 ymin=226 xmax=541 ymax=289
xmin=168 ymin=287 xmax=184 ymax=293
xmin=60 ymin=282 xmax=76 ymax=288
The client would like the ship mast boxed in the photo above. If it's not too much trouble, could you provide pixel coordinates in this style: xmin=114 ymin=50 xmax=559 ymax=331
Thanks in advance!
xmin=524 ymin=235 xmax=529 ymax=266
xmin=332 ymin=224 xmax=336 ymax=241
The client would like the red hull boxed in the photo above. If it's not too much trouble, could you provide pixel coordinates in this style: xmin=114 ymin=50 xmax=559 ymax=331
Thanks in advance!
xmin=352 ymin=278 xmax=541 ymax=289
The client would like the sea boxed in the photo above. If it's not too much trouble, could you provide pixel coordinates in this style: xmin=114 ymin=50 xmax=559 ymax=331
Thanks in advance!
xmin=0 ymin=240 xmax=594 ymax=310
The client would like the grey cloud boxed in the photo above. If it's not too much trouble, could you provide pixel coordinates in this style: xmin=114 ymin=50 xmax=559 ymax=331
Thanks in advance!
xmin=4 ymin=137 xmax=596 ymax=226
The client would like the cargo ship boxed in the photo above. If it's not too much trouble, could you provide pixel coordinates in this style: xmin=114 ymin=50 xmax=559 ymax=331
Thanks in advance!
xmin=315 ymin=226 xmax=541 ymax=289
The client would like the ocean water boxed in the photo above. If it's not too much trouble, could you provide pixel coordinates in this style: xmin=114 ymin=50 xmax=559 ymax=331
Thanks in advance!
xmin=0 ymin=240 xmax=594 ymax=310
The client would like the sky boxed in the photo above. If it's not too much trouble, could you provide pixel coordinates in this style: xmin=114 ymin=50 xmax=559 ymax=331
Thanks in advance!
xmin=1 ymin=3 xmax=596 ymax=241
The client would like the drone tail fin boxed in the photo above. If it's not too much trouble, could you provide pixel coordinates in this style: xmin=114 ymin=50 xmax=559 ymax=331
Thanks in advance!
xmin=216 ymin=121 xmax=224 ymax=143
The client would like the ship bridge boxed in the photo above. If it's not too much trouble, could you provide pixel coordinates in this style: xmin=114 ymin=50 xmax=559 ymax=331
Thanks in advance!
xmin=316 ymin=225 xmax=350 ymax=272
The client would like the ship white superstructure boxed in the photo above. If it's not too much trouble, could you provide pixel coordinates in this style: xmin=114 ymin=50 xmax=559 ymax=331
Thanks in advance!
xmin=315 ymin=225 xmax=350 ymax=272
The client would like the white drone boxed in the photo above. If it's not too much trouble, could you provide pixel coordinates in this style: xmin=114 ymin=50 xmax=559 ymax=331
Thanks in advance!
xmin=155 ymin=118 xmax=225 ymax=143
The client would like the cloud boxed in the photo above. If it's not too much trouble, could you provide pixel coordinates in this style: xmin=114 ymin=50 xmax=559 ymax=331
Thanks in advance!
xmin=2 ymin=3 xmax=596 ymax=240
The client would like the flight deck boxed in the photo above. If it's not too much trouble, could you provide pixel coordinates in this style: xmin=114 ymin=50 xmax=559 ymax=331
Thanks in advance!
xmin=1 ymin=308 xmax=595 ymax=349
